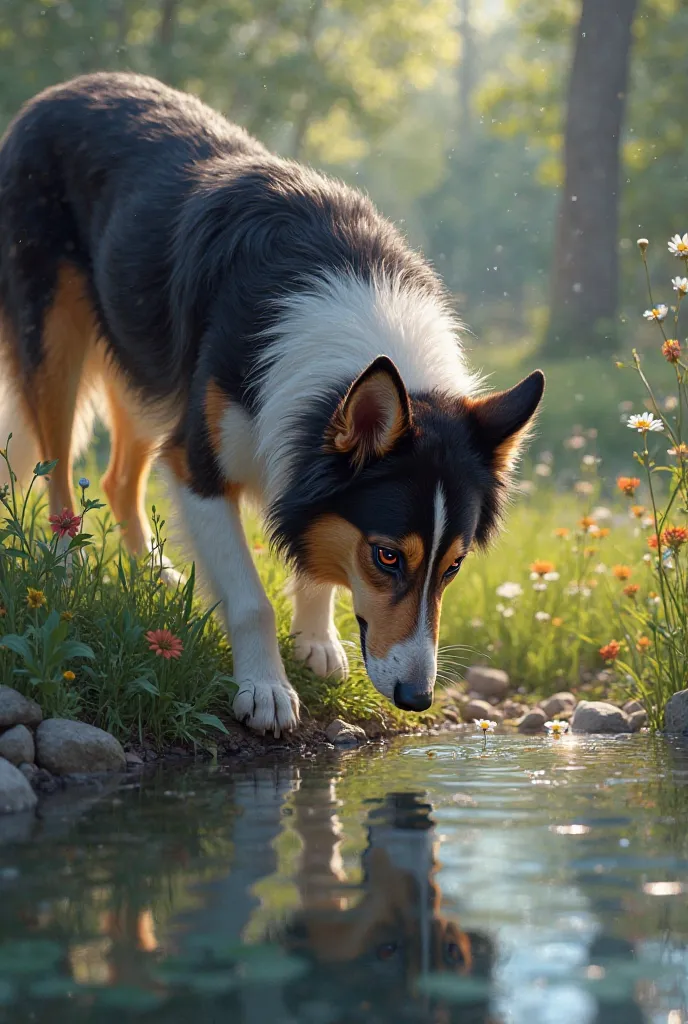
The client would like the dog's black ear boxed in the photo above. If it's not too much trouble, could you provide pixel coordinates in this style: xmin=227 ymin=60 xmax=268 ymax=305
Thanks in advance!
xmin=325 ymin=355 xmax=412 ymax=469
xmin=468 ymin=370 xmax=544 ymax=474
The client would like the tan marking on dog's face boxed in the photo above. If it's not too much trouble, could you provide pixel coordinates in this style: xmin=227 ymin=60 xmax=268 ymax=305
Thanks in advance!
xmin=437 ymin=538 xmax=467 ymax=580
xmin=204 ymin=380 xmax=228 ymax=457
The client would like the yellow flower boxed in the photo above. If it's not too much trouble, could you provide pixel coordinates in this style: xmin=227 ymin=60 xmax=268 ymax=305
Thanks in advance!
xmin=60 ymin=611 xmax=74 ymax=622
xmin=552 ymin=617 xmax=563 ymax=627
xmin=26 ymin=587 xmax=46 ymax=609
xmin=62 ymin=670 xmax=75 ymax=681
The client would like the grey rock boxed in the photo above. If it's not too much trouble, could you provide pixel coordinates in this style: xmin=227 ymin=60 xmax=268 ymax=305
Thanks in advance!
xmin=0 ymin=757 xmax=38 ymax=814
xmin=539 ymin=692 xmax=577 ymax=718
xmin=464 ymin=667 xmax=509 ymax=701
xmin=0 ymin=725 xmax=35 ymax=766
xmin=664 ymin=689 xmax=688 ymax=734
xmin=442 ymin=708 xmax=459 ymax=724
xmin=35 ymin=719 xmax=126 ymax=775
xmin=462 ymin=699 xmax=503 ymax=724
xmin=0 ymin=686 xmax=42 ymax=729
xmin=325 ymin=719 xmax=368 ymax=746
xmin=125 ymin=752 xmax=144 ymax=766
xmin=623 ymin=699 xmax=644 ymax=716
xmin=502 ymin=700 xmax=528 ymax=720
xmin=628 ymin=709 xmax=648 ymax=732
xmin=571 ymin=701 xmax=631 ymax=734
xmin=18 ymin=762 xmax=39 ymax=784
xmin=517 ymin=708 xmax=547 ymax=733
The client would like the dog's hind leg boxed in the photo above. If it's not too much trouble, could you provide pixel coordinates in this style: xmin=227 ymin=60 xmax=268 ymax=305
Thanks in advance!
xmin=289 ymin=580 xmax=349 ymax=680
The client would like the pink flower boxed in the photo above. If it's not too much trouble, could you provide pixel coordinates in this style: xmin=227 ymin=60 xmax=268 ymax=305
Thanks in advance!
xmin=48 ymin=507 xmax=81 ymax=539
xmin=145 ymin=629 xmax=184 ymax=660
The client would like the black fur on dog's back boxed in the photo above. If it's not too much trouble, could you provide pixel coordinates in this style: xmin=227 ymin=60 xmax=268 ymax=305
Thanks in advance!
xmin=0 ymin=72 xmax=439 ymax=415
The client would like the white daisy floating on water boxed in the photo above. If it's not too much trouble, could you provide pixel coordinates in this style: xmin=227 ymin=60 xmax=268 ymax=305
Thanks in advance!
xmin=671 ymin=276 xmax=688 ymax=295
xmin=668 ymin=233 xmax=688 ymax=258
xmin=474 ymin=719 xmax=497 ymax=733
xmin=545 ymin=720 xmax=569 ymax=737
xmin=627 ymin=413 xmax=664 ymax=433
xmin=643 ymin=304 xmax=668 ymax=322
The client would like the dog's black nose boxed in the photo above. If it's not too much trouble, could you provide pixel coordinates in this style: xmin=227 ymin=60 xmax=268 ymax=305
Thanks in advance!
xmin=394 ymin=682 xmax=433 ymax=712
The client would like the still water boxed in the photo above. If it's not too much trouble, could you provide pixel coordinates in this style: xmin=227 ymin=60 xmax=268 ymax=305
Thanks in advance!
xmin=1 ymin=733 xmax=688 ymax=1024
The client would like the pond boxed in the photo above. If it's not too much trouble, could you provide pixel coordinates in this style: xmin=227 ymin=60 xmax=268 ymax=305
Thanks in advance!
xmin=1 ymin=733 xmax=687 ymax=1024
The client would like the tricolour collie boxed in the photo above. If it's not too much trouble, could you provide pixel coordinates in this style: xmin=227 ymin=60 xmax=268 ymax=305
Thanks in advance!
xmin=0 ymin=74 xmax=544 ymax=736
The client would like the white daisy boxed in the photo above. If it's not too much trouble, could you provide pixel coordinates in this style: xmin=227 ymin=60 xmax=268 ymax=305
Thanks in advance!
xmin=627 ymin=413 xmax=664 ymax=433
xmin=496 ymin=582 xmax=523 ymax=600
xmin=668 ymin=233 xmax=688 ymax=258
xmin=543 ymin=571 xmax=560 ymax=582
xmin=535 ymin=611 xmax=551 ymax=622
xmin=474 ymin=719 xmax=497 ymax=733
xmin=643 ymin=304 xmax=668 ymax=322
xmin=545 ymin=720 xmax=569 ymax=736
xmin=671 ymin=276 xmax=688 ymax=295
xmin=501 ymin=606 xmax=515 ymax=618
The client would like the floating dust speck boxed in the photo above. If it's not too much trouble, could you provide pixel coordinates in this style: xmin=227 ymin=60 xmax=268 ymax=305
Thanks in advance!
xmin=550 ymin=824 xmax=591 ymax=836
xmin=642 ymin=881 xmax=684 ymax=896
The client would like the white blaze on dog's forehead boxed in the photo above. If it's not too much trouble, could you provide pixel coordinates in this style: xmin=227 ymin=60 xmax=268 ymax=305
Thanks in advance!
xmin=420 ymin=485 xmax=447 ymax=625
xmin=252 ymin=271 xmax=482 ymax=501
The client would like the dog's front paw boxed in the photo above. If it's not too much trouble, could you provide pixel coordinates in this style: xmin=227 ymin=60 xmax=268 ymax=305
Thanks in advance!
xmin=293 ymin=633 xmax=349 ymax=680
xmin=233 ymin=678 xmax=300 ymax=738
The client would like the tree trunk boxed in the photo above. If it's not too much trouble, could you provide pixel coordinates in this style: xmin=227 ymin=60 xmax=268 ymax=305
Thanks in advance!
xmin=545 ymin=0 xmax=638 ymax=356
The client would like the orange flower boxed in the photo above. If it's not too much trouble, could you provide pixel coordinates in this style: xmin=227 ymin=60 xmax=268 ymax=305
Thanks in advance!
xmin=630 ymin=504 xmax=645 ymax=519
xmin=663 ymin=525 xmax=688 ymax=549
xmin=145 ymin=629 xmax=184 ymax=660
xmin=599 ymin=640 xmax=621 ymax=661
xmin=623 ymin=583 xmax=640 ymax=598
xmin=552 ymin=617 xmax=563 ymax=627
xmin=554 ymin=527 xmax=570 ymax=539
xmin=583 ymin=547 xmax=597 ymax=558
xmin=62 ymin=670 xmax=75 ymax=681
xmin=530 ymin=559 xmax=555 ymax=576
xmin=579 ymin=515 xmax=596 ymax=532
xmin=612 ymin=565 xmax=632 ymax=580
xmin=668 ymin=443 xmax=688 ymax=459
xmin=617 ymin=476 xmax=640 ymax=497
xmin=662 ymin=339 xmax=681 ymax=363
xmin=636 ymin=636 xmax=651 ymax=653
xmin=648 ymin=534 xmax=660 ymax=551
xmin=597 ymin=528 xmax=610 ymax=539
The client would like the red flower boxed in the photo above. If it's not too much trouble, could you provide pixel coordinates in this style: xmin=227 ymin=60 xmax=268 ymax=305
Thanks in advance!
xmin=145 ymin=629 xmax=184 ymax=660
xmin=662 ymin=339 xmax=681 ymax=364
xmin=663 ymin=525 xmax=688 ymax=550
xmin=599 ymin=640 xmax=621 ymax=662
xmin=48 ymin=507 xmax=81 ymax=539
xmin=616 ymin=476 xmax=640 ymax=497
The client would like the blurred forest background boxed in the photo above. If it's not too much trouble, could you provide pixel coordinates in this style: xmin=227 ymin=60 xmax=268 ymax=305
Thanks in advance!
xmin=0 ymin=0 xmax=686 ymax=476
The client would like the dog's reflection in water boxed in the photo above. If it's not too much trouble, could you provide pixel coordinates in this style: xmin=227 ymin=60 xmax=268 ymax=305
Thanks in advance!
xmin=275 ymin=784 xmax=494 ymax=1022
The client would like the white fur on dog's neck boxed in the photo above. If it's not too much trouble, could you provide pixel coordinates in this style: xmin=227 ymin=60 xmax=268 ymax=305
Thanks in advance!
xmin=253 ymin=271 xmax=481 ymax=502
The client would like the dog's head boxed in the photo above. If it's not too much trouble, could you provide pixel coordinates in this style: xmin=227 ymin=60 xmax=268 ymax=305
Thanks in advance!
xmin=288 ymin=355 xmax=544 ymax=711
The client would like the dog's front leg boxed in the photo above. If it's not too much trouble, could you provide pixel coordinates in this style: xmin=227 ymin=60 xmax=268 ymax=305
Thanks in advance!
xmin=290 ymin=580 xmax=349 ymax=680
xmin=168 ymin=482 xmax=300 ymax=736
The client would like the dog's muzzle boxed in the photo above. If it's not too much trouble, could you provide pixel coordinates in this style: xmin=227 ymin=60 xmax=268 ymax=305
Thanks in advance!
xmin=393 ymin=682 xmax=433 ymax=713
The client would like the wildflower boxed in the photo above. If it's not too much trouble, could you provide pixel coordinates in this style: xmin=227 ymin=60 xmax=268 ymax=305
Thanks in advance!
xmin=648 ymin=534 xmax=659 ymax=551
xmin=48 ymin=507 xmax=81 ymax=539
xmin=552 ymin=617 xmax=563 ymax=627
xmin=643 ymin=304 xmax=668 ymax=322
xmin=671 ymin=276 xmax=688 ymax=295
xmin=60 ymin=610 xmax=74 ymax=622
xmin=78 ymin=477 xmax=90 ymax=489
xmin=62 ymin=670 xmax=75 ymax=681
xmin=535 ymin=463 xmax=552 ymax=477
xmin=623 ymin=583 xmax=640 ymax=599
xmin=501 ymin=606 xmax=515 ymax=618
xmin=637 ymin=238 xmax=649 ymax=253
xmin=535 ymin=611 xmax=551 ymax=622
xmin=474 ymin=719 xmax=497 ymax=733
xmin=583 ymin=547 xmax=597 ymax=559
xmin=599 ymin=640 xmax=621 ymax=662
xmin=641 ymin=515 xmax=655 ymax=530
xmin=630 ymin=505 xmax=645 ymax=519
xmin=554 ymin=527 xmax=570 ymax=539
xmin=530 ymin=560 xmax=555 ymax=577
xmin=648 ymin=592 xmax=661 ymax=606
xmin=532 ymin=582 xmax=547 ymax=592
xmin=668 ymin=443 xmax=688 ymax=458
xmin=145 ymin=628 xmax=184 ymax=660
xmin=579 ymin=516 xmax=596 ymax=532
xmin=636 ymin=636 xmax=651 ymax=653
xmin=617 ymin=476 xmax=640 ymax=497
xmin=496 ymin=582 xmax=523 ymax=600
xmin=663 ymin=525 xmax=688 ymax=550
xmin=470 ymin=617 xmax=484 ymax=629
xmin=662 ymin=339 xmax=681 ymax=364
xmin=543 ymin=571 xmax=560 ymax=582
xmin=575 ymin=480 xmax=595 ymax=497
xmin=26 ymin=587 xmax=46 ymax=609
xmin=592 ymin=506 xmax=613 ymax=521
xmin=627 ymin=413 xmax=664 ymax=433
xmin=582 ymin=454 xmax=598 ymax=467
xmin=545 ymin=720 xmax=569 ymax=736
xmin=598 ymin=528 xmax=610 ymax=539
xmin=565 ymin=435 xmax=586 ymax=450
xmin=668 ymin=232 xmax=688 ymax=258
xmin=643 ymin=553 xmax=653 ymax=564
xmin=594 ymin=563 xmax=608 ymax=574
xmin=612 ymin=565 xmax=632 ymax=581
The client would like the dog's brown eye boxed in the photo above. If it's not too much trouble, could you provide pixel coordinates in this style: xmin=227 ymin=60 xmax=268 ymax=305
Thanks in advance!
xmin=373 ymin=545 xmax=402 ymax=574
xmin=376 ymin=941 xmax=399 ymax=961
xmin=443 ymin=556 xmax=464 ymax=580
xmin=445 ymin=941 xmax=465 ymax=965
